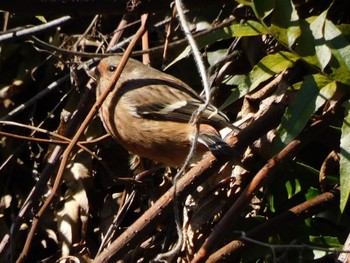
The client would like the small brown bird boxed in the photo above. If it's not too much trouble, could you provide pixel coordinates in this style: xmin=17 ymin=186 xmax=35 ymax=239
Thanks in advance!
xmin=94 ymin=56 xmax=238 ymax=167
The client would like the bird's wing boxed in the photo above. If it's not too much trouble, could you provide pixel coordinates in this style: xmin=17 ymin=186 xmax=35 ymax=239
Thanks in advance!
xmin=117 ymin=76 xmax=230 ymax=130
xmin=136 ymin=99 xmax=229 ymax=130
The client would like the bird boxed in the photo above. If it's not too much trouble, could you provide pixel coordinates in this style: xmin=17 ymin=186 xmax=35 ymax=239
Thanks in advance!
xmin=93 ymin=56 xmax=239 ymax=167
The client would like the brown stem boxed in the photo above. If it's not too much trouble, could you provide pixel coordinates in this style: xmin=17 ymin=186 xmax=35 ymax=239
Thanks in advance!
xmin=0 ymin=75 xmax=95 ymax=258
xmin=192 ymin=115 xmax=330 ymax=263
xmin=93 ymin=103 xmax=286 ymax=262
xmin=207 ymin=188 xmax=340 ymax=262
xmin=15 ymin=13 xmax=149 ymax=263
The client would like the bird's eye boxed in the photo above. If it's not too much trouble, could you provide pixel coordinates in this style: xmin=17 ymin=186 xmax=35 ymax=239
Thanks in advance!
xmin=108 ymin=66 xmax=117 ymax=72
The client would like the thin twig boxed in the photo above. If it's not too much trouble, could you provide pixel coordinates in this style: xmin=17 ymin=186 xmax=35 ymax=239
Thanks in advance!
xmin=0 ymin=75 xmax=70 ymax=121
xmin=93 ymin=101 xmax=285 ymax=263
xmin=97 ymin=190 xmax=137 ymax=255
xmin=153 ymin=0 xmax=212 ymax=261
xmin=141 ymin=14 xmax=151 ymax=65
xmin=207 ymin=188 xmax=340 ymax=262
xmin=2 ymin=12 xmax=9 ymax=32
xmin=72 ymin=15 xmax=100 ymax=52
xmin=192 ymin=115 xmax=331 ymax=262
xmin=0 ymin=121 xmax=97 ymax=157
xmin=106 ymin=15 xmax=129 ymax=51
xmin=15 ymin=16 xmax=149 ymax=263
xmin=30 ymin=16 xmax=236 ymax=59
xmin=0 ymin=16 xmax=73 ymax=42
xmin=176 ymin=0 xmax=210 ymax=106
xmin=162 ymin=4 xmax=177 ymax=65
xmin=0 ymin=68 xmax=97 ymax=259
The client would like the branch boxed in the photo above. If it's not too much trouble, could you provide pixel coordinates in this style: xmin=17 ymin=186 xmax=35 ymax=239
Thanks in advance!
xmin=15 ymin=15 xmax=149 ymax=263
xmin=192 ymin=113 xmax=333 ymax=263
xmin=0 ymin=16 xmax=72 ymax=43
xmin=207 ymin=188 xmax=340 ymax=262
xmin=0 ymin=0 xmax=230 ymax=16
xmin=93 ymin=103 xmax=286 ymax=263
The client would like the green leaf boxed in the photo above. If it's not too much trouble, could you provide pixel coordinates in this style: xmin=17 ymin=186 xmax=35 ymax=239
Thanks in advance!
xmin=294 ymin=13 xmax=350 ymax=81
xmin=35 ymin=16 xmax=47 ymax=23
xmin=330 ymin=66 xmax=350 ymax=86
xmin=305 ymin=187 xmax=320 ymax=200
xmin=165 ymin=24 xmax=236 ymax=69
xmin=324 ymin=20 xmax=350 ymax=85
xmin=235 ymin=0 xmax=252 ymax=7
xmin=207 ymin=49 xmax=227 ymax=67
xmin=339 ymin=100 xmax=350 ymax=212
xmin=310 ymin=11 xmax=332 ymax=71
xmin=226 ymin=20 xmax=268 ymax=37
xmin=325 ymin=20 xmax=350 ymax=70
xmin=285 ymin=178 xmax=301 ymax=199
xmin=270 ymin=0 xmax=301 ymax=48
xmin=337 ymin=24 xmax=350 ymax=42
xmin=296 ymin=161 xmax=320 ymax=177
xmin=219 ymin=75 xmax=247 ymax=108
xmin=309 ymin=236 xmax=342 ymax=248
xmin=274 ymin=74 xmax=337 ymax=151
xmin=252 ymin=0 xmax=275 ymax=19
xmin=236 ymin=51 xmax=299 ymax=91
xmin=220 ymin=51 xmax=299 ymax=108
xmin=295 ymin=19 xmax=320 ymax=68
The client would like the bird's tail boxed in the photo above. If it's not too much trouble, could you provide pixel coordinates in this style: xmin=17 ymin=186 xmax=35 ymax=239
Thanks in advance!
xmin=198 ymin=133 xmax=241 ymax=159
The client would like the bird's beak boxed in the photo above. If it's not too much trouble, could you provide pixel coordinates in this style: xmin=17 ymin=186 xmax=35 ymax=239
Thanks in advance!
xmin=89 ymin=66 xmax=101 ymax=81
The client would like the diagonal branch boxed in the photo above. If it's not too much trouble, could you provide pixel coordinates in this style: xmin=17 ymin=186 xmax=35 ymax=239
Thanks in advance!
xmin=192 ymin=113 xmax=333 ymax=263
xmin=15 ymin=14 xmax=149 ymax=263
xmin=93 ymin=102 xmax=286 ymax=263
xmin=207 ymin=188 xmax=340 ymax=262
